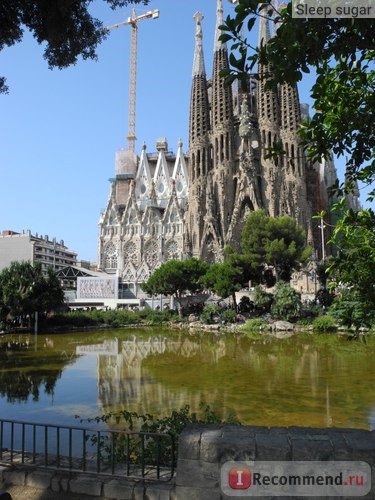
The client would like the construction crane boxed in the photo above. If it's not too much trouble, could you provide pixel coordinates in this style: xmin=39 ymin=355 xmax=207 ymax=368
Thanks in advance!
xmin=107 ymin=8 xmax=159 ymax=153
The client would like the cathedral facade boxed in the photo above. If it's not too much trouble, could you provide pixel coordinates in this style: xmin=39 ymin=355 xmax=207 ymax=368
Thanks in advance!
xmin=98 ymin=0 xmax=331 ymax=294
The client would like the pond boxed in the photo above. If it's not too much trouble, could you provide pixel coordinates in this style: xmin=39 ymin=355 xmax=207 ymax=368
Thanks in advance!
xmin=1 ymin=328 xmax=374 ymax=430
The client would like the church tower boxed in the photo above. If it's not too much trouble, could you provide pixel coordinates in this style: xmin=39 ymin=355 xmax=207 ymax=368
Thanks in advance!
xmin=209 ymin=0 xmax=236 ymax=248
xmin=187 ymin=1 xmax=237 ymax=261
xmin=187 ymin=11 xmax=214 ymax=259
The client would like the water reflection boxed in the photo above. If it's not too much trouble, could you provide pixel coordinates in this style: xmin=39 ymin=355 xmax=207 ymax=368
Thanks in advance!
xmin=95 ymin=335 xmax=221 ymax=416
xmin=1 ymin=331 xmax=374 ymax=430
xmin=0 ymin=335 xmax=77 ymax=404
xmin=76 ymin=332 xmax=375 ymax=429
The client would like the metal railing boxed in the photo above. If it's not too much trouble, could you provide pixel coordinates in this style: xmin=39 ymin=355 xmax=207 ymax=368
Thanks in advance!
xmin=0 ymin=418 xmax=175 ymax=481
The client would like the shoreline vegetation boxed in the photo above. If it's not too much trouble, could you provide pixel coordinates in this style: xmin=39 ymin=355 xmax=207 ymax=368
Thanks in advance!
xmin=2 ymin=307 xmax=373 ymax=338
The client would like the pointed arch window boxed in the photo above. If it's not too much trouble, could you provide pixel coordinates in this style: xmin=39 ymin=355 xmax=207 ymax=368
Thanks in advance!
xmin=145 ymin=240 xmax=159 ymax=268
xmin=124 ymin=241 xmax=139 ymax=267
xmin=105 ymin=242 xmax=117 ymax=269
xmin=165 ymin=240 xmax=179 ymax=260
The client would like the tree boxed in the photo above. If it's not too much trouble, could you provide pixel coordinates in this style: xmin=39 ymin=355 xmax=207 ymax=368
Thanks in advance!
xmin=0 ymin=0 xmax=151 ymax=93
xmin=201 ymin=261 xmax=243 ymax=311
xmin=328 ymin=207 xmax=375 ymax=330
xmin=0 ymin=261 xmax=65 ymax=329
xmin=241 ymin=210 xmax=311 ymax=282
xmin=142 ymin=258 xmax=208 ymax=314
xmin=271 ymin=282 xmax=302 ymax=321
xmin=252 ymin=285 xmax=273 ymax=314
xmin=220 ymin=0 xmax=375 ymax=199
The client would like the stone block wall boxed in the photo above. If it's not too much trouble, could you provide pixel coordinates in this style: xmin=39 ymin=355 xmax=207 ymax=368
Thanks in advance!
xmin=176 ymin=424 xmax=375 ymax=499
xmin=1 ymin=425 xmax=375 ymax=498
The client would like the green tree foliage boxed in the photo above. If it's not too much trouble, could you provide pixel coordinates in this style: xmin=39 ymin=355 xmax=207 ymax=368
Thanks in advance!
xmin=220 ymin=0 xmax=375 ymax=199
xmin=0 ymin=261 xmax=64 ymax=328
xmin=328 ymin=208 xmax=375 ymax=330
xmin=201 ymin=261 xmax=244 ymax=310
xmin=0 ymin=0 xmax=151 ymax=93
xmin=271 ymin=282 xmax=302 ymax=321
xmin=200 ymin=304 xmax=220 ymax=324
xmin=315 ymin=288 xmax=334 ymax=308
xmin=252 ymin=285 xmax=273 ymax=314
xmin=142 ymin=258 xmax=208 ymax=313
xmin=241 ymin=209 xmax=311 ymax=282
xmin=312 ymin=315 xmax=338 ymax=334
xmin=224 ymin=244 xmax=263 ymax=284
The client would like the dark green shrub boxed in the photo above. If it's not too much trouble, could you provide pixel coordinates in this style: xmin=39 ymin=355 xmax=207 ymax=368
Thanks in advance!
xmin=220 ymin=308 xmax=236 ymax=324
xmin=241 ymin=318 xmax=268 ymax=333
xmin=252 ymin=286 xmax=273 ymax=314
xmin=200 ymin=304 xmax=220 ymax=324
xmin=312 ymin=315 xmax=338 ymax=333
xmin=271 ymin=282 xmax=302 ymax=321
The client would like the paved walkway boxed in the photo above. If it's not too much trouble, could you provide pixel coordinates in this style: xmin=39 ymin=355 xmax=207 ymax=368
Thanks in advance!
xmin=3 ymin=486 xmax=101 ymax=500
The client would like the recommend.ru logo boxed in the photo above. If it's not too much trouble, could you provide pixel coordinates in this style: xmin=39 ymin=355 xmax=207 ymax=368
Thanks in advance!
xmin=221 ymin=461 xmax=371 ymax=497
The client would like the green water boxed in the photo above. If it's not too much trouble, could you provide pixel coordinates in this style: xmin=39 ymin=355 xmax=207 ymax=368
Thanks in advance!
xmin=1 ymin=328 xmax=374 ymax=430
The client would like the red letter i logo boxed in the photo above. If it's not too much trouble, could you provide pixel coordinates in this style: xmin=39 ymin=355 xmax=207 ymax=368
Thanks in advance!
xmin=228 ymin=467 xmax=252 ymax=489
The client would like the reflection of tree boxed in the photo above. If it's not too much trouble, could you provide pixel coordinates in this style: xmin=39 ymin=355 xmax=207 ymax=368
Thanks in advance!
xmin=0 ymin=337 xmax=77 ymax=403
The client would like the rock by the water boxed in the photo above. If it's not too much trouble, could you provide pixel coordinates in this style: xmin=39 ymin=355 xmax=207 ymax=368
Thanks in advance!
xmin=272 ymin=321 xmax=295 ymax=332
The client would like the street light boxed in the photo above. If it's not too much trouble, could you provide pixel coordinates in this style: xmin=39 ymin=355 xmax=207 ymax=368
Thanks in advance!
xmin=318 ymin=214 xmax=326 ymax=261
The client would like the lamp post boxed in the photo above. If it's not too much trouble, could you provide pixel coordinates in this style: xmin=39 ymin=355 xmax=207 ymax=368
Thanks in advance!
xmin=318 ymin=213 xmax=326 ymax=261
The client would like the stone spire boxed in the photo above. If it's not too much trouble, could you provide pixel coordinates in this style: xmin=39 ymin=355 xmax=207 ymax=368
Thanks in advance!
xmin=189 ymin=12 xmax=210 ymax=154
xmin=214 ymin=0 xmax=224 ymax=51
xmin=256 ymin=4 xmax=279 ymax=216
xmin=187 ymin=11 xmax=212 ymax=258
xmin=257 ymin=5 xmax=279 ymax=129
xmin=258 ymin=3 xmax=271 ymax=46
xmin=192 ymin=11 xmax=206 ymax=78
xmin=211 ymin=0 xmax=234 ymax=132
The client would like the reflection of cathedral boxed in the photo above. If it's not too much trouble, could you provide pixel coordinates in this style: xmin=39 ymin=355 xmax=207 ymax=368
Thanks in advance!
xmin=97 ymin=1 xmax=354 ymax=292
xmin=96 ymin=335 xmax=226 ymax=416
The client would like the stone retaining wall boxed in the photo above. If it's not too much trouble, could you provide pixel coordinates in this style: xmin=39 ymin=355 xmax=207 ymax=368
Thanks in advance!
xmin=176 ymin=424 xmax=375 ymax=499
xmin=2 ymin=425 xmax=375 ymax=499
xmin=0 ymin=466 xmax=176 ymax=500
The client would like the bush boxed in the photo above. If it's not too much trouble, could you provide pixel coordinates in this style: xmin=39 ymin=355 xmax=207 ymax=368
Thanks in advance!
xmin=252 ymin=286 xmax=273 ymax=314
xmin=241 ymin=318 xmax=268 ymax=333
xmin=312 ymin=315 xmax=338 ymax=333
xmin=78 ymin=404 xmax=240 ymax=469
xmin=271 ymin=282 xmax=302 ymax=321
xmin=41 ymin=308 xmax=174 ymax=330
xmin=200 ymin=304 xmax=220 ymax=324
xmin=237 ymin=296 xmax=254 ymax=314
xmin=220 ymin=308 xmax=237 ymax=324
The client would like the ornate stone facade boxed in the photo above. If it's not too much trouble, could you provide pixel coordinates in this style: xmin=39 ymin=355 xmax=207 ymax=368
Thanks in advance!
xmin=98 ymin=139 xmax=188 ymax=292
xmin=98 ymin=0 xmax=338 ymax=290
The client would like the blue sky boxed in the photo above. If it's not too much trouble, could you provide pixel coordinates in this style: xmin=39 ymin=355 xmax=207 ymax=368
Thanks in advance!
xmin=0 ymin=0 xmax=371 ymax=263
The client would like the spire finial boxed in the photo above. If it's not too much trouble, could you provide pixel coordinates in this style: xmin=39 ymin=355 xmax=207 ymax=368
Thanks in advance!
xmin=258 ymin=3 xmax=271 ymax=46
xmin=192 ymin=12 xmax=206 ymax=77
xmin=214 ymin=0 xmax=224 ymax=51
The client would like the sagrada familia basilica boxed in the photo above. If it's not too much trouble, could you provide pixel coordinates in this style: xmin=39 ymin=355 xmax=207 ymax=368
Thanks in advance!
xmin=97 ymin=0 xmax=345 ymax=294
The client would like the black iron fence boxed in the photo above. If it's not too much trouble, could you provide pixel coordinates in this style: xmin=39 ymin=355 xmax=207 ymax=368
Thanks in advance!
xmin=0 ymin=418 xmax=175 ymax=481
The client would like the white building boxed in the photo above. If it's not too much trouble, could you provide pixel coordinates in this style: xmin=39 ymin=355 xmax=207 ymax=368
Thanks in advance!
xmin=0 ymin=230 xmax=77 ymax=274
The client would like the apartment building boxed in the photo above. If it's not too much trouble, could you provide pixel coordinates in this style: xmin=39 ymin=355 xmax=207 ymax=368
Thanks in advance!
xmin=0 ymin=230 xmax=77 ymax=274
